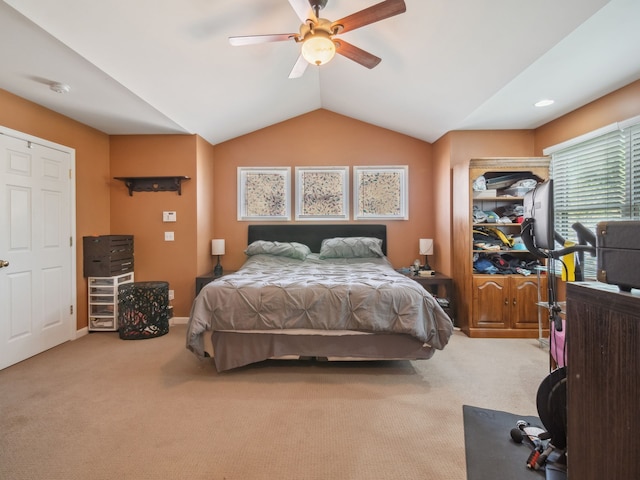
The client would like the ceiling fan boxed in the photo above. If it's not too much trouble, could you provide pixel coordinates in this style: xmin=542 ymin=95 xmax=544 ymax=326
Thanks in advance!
xmin=229 ymin=0 xmax=407 ymax=78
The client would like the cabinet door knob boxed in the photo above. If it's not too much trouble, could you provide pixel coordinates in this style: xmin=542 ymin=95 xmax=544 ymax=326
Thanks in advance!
xmin=513 ymin=298 xmax=517 ymax=306
xmin=504 ymin=298 xmax=508 ymax=306
xmin=0 ymin=260 xmax=9 ymax=268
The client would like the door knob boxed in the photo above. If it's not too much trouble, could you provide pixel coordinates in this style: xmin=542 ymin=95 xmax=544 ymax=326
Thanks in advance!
xmin=0 ymin=260 xmax=9 ymax=268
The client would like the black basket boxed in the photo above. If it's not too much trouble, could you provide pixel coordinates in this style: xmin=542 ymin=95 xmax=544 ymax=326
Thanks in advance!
xmin=118 ymin=281 xmax=169 ymax=340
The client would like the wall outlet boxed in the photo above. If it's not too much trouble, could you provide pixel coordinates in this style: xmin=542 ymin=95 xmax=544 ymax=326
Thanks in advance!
xmin=164 ymin=231 xmax=174 ymax=241
xmin=168 ymin=289 xmax=175 ymax=301
xmin=163 ymin=211 xmax=176 ymax=222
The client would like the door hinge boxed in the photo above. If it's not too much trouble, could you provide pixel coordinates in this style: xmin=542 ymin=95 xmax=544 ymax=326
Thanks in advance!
xmin=69 ymin=169 xmax=72 ymax=179
xmin=70 ymin=305 xmax=74 ymax=314
xmin=70 ymin=236 xmax=73 ymax=247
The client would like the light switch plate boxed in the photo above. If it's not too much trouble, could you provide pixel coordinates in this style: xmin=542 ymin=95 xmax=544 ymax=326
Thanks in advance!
xmin=163 ymin=211 xmax=177 ymax=222
xmin=164 ymin=231 xmax=174 ymax=241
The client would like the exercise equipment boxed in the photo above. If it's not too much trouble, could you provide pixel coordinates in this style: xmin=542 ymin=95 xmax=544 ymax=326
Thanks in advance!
xmin=509 ymin=367 xmax=567 ymax=478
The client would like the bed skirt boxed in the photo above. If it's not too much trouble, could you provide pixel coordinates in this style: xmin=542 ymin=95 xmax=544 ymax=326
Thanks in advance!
xmin=211 ymin=330 xmax=435 ymax=372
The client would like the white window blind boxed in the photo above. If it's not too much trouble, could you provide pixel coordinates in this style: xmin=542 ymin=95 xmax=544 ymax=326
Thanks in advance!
xmin=628 ymin=124 xmax=640 ymax=218
xmin=551 ymin=123 xmax=640 ymax=279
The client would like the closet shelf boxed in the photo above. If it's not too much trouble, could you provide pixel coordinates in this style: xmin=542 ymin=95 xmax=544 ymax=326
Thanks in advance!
xmin=114 ymin=176 xmax=190 ymax=196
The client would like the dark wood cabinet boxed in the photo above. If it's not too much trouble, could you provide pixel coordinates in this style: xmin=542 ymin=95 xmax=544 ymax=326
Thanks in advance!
xmin=406 ymin=272 xmax=455 ymax=322
xmin=195 ymin=271 xmax=237 ymax=296
xmin=566 ymin=282 xmax=640 ymax=479
xmin=195 ymin=272 xmax=218 ymax=296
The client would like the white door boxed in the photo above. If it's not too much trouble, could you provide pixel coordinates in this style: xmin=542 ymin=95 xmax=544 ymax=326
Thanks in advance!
xmin=0 ymin=128 xmax=75 ymax=370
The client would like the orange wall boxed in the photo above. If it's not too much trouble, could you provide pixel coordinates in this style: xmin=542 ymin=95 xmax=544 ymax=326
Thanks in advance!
xmin=447 ymin=130 xmax=535 ymax=167
xmin=211 ymin=109 xmax=436 ymax=270
xmin=432 ymin=134 xmax=453 ymax=275
xmin=0 ymin=89 xmax=111 ymax=330
xmin=535 ymin=79 xmax=640 ymax=153
xmin=109 ymin=135 xmax=199 ymax=317
xmin=196 ymin=136 xmax=217 ymax=278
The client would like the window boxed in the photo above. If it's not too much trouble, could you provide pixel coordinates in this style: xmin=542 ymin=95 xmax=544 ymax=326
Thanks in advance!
xmin=547 ymin=120 xmax=640 ymax=279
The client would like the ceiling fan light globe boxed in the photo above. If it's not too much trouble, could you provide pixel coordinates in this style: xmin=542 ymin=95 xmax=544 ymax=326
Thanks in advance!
xmin=301 ymin=34 xmax=335 ymax=66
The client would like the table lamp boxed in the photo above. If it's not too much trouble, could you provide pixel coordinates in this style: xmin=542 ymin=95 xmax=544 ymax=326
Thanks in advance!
xmin=419 ymin=238 xmax=433 ymax=270
xmin=211 ymin=239 xmax=225 ymax=276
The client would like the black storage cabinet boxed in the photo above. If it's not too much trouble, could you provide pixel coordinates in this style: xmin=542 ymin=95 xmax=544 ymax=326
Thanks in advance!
xmin=83 ymin=235 xmax=134 ymax=277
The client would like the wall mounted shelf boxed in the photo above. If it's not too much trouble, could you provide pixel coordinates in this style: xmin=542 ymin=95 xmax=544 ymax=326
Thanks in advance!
xmin=114 ymin=176 xmax=190 ymax=196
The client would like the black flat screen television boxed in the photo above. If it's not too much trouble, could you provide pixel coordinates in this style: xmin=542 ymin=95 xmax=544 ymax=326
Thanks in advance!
xmin=523 ymin=179 xmax=555 ymax=251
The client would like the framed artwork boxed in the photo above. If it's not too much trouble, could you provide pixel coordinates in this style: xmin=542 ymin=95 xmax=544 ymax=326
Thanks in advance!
xmin=295 ymin=167 xmax=349 ymax=221
xmin=237 ymin=167 xmax=291 ymax=221
xmin=354 ymin=166 xmax=408 ymax=220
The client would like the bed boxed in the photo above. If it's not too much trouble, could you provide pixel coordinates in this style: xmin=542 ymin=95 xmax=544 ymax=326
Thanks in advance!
xmin=186 ymin=224 xmax=454 ymax=371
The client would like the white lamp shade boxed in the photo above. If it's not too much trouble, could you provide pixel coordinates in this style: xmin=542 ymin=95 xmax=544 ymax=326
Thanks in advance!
xmin=211 ymin=239 xmax=225 ymax=255
xmin=419 ymin=238 xmax=434 ymax=255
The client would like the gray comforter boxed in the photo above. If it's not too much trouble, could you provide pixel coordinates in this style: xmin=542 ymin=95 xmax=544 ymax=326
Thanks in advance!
xmin=186 ymin=254 xmax=454 ymax=358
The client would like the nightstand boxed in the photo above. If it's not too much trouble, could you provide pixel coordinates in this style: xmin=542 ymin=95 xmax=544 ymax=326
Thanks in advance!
xmin=195 ymin=271 xmax=232 ymax=296
xmin=405 ymin=272 xmax=456 ymax=323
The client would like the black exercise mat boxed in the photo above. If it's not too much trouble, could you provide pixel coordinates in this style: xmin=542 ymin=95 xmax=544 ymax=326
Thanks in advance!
xmin=463 ymin=405 xmax=545 ymax=480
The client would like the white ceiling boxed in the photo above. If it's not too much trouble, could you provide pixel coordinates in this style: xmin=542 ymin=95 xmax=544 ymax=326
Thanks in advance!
xmin=1 ymin=0 xmax=639 ymax=146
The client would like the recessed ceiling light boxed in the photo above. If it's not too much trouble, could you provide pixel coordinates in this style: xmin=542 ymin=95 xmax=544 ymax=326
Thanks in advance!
xmin=534 ymin=99 xmax=554 ymax=107
xmin=50 ymin=82 xmax=71 ymax=94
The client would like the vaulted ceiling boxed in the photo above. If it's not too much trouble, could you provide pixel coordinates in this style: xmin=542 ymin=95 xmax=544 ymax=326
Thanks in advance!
xmin=1 ymin=0 xmax=639 ymax=146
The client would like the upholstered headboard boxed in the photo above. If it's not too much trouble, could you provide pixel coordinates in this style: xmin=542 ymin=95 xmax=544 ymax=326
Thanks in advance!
xmin=247 ymin=224 xmax=387 ymax=255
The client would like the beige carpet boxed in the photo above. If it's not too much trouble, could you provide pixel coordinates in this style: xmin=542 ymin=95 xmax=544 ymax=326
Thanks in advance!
xmin=0 ymin=325 xmax=548 ymax=480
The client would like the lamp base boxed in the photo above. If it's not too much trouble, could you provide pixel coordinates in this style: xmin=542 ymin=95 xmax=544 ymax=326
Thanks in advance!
xmin=213 ymin=256 xmax=223 ymax=277
xmin=422 ymin=255 xmax=431 ymax=271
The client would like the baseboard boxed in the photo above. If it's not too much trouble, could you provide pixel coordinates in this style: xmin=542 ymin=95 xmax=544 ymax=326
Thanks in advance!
xmin=170 ymin=317 xmax=189 ymax=326
xmin=76 ymin=319 xmax=186 ymax=338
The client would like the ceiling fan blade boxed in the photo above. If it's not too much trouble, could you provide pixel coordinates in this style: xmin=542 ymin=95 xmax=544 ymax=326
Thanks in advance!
xmin=288 ymin=0 xmax=317 ymax=24
xmin=289 ymin=54 xmax=309 ymax=79
xmin=331 ymin=0 xmax=406 ymax=34
xmin=334 ymin=40 xmax=381 ymax=69
xmin=229 ymin=33 xmax=298 ymax=46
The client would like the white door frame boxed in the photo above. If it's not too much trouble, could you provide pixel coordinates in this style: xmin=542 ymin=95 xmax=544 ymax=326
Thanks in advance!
xmin=0 ymin=125 xmax=77 ymax=342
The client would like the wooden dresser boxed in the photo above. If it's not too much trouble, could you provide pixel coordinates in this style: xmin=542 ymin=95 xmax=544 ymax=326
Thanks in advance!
xmin=566 ymin=282 xmax=640 ymax=479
